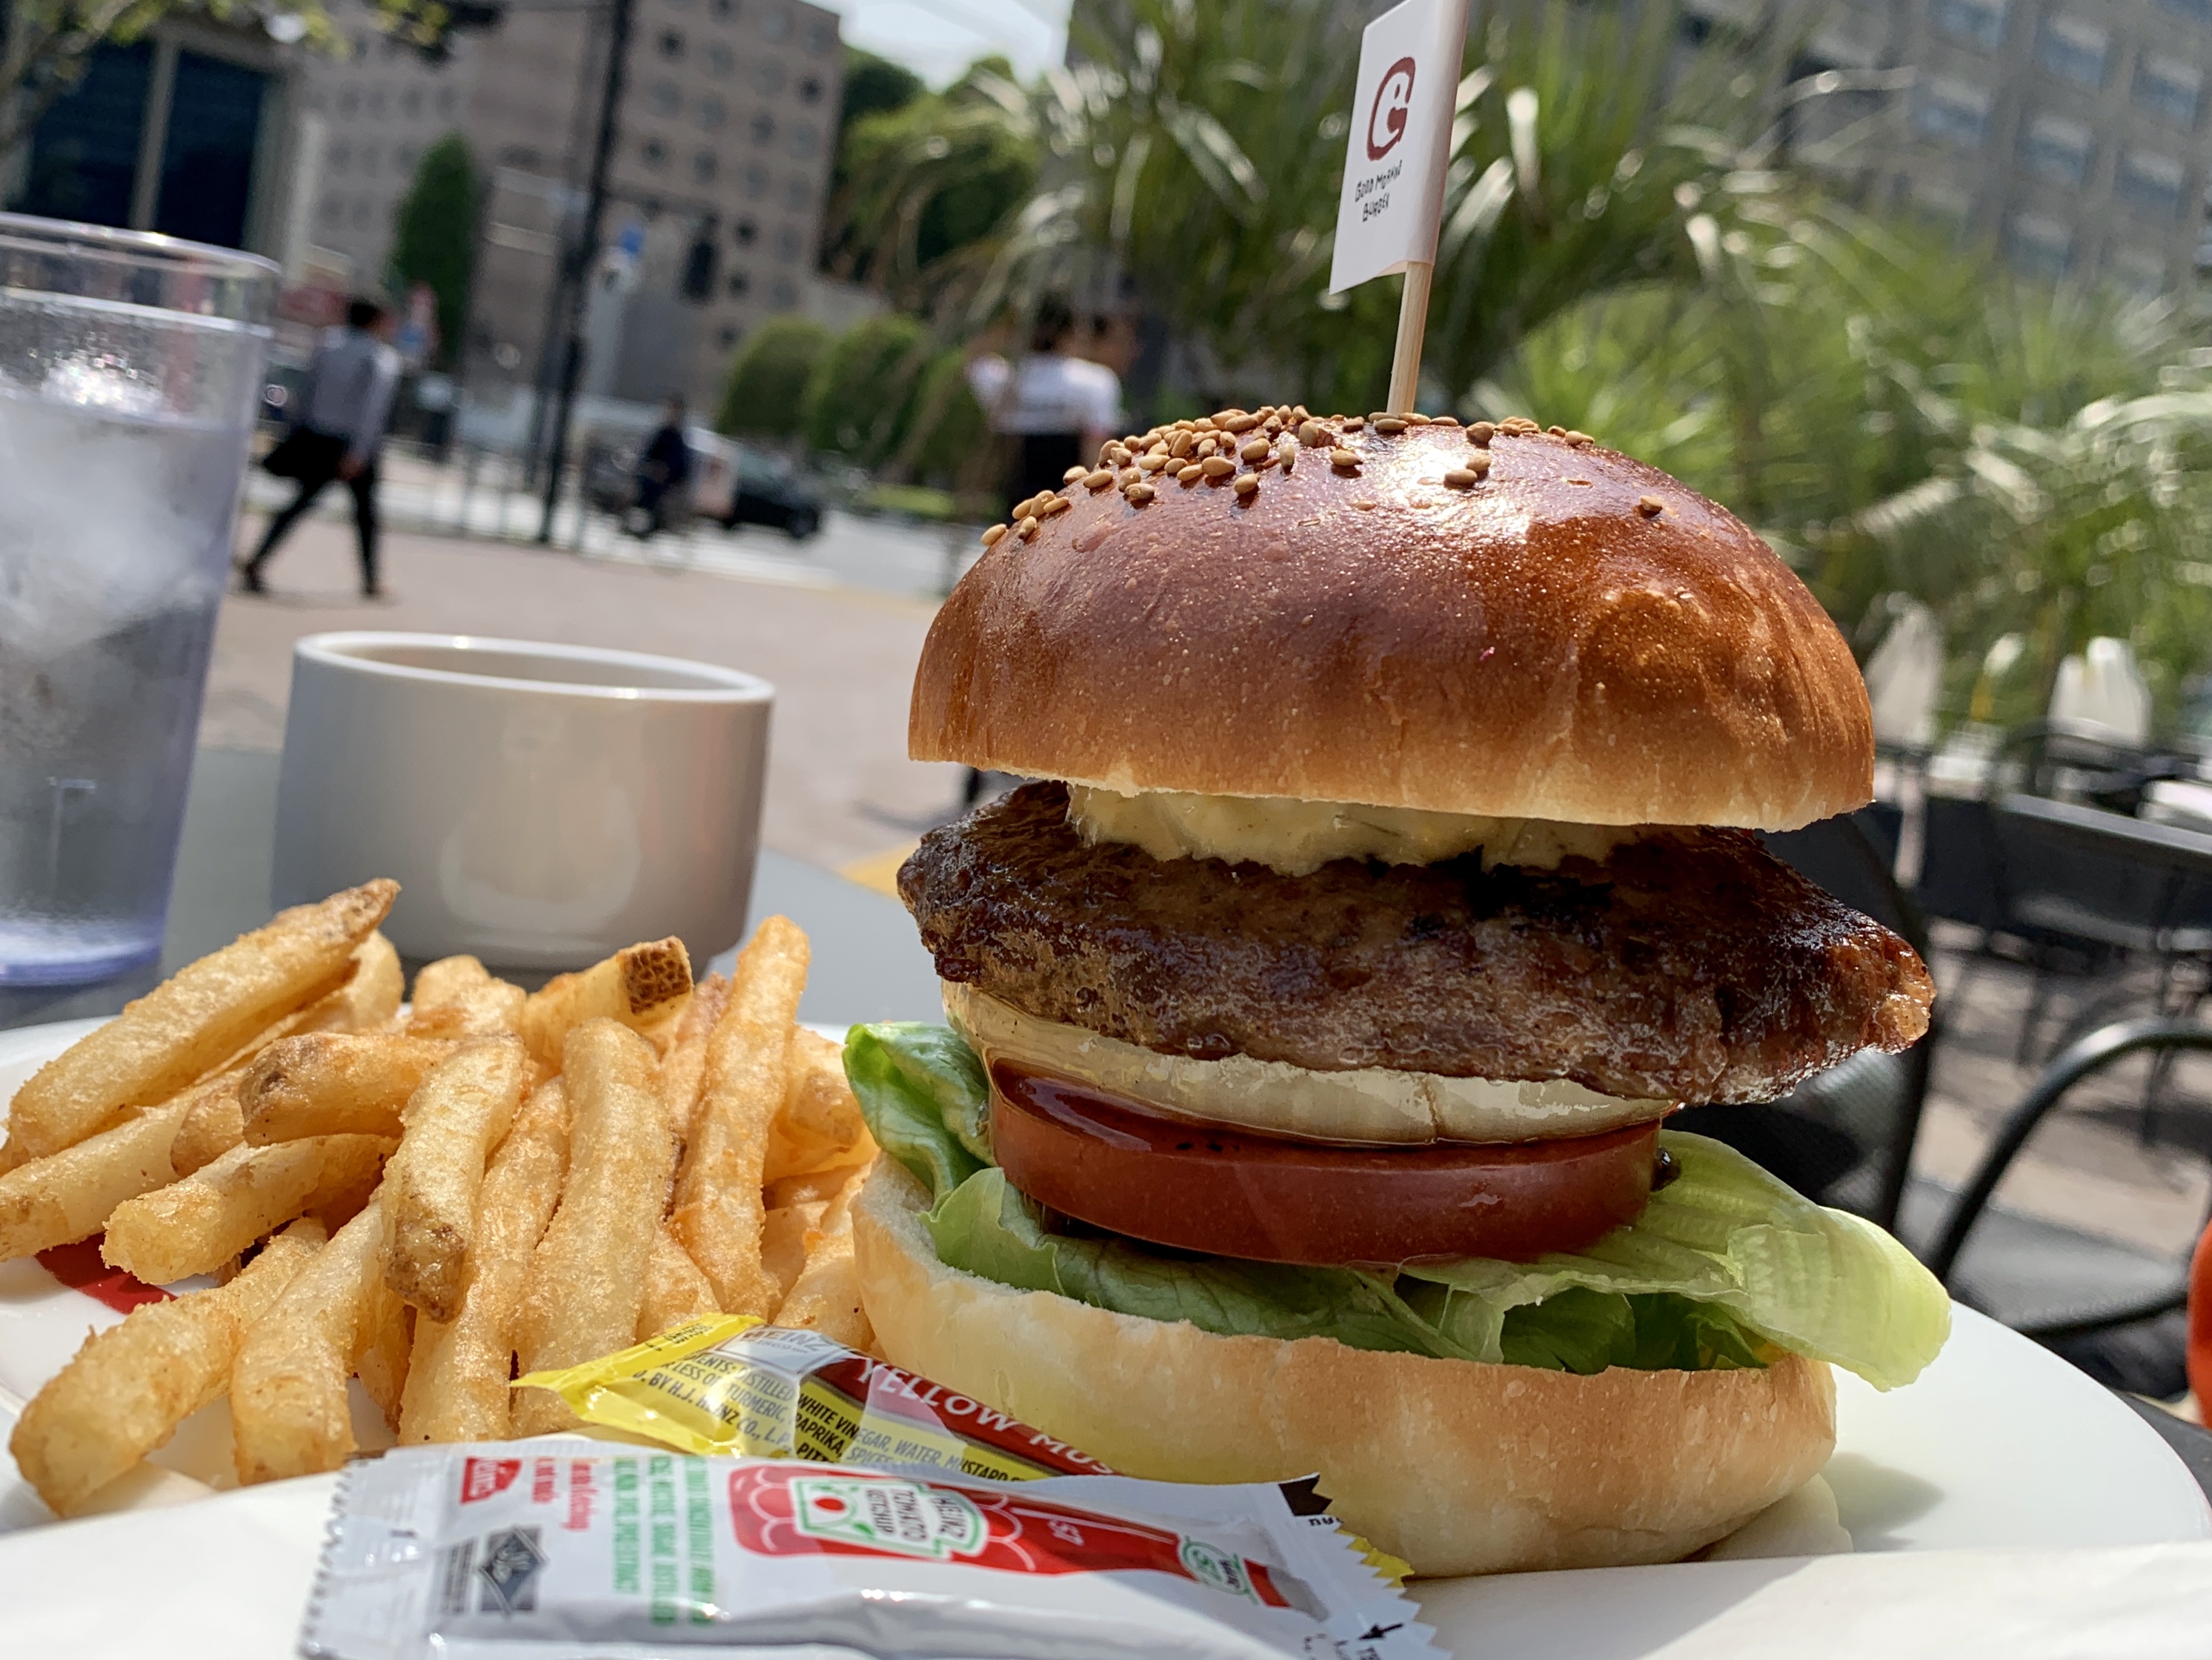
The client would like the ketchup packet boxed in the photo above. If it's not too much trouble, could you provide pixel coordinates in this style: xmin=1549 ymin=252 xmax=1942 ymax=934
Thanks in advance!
xmin=516 ymin=1316 xmax=1113 ymax=1480
xmin=302 ymin=1446 xmax=1444 ymax=1660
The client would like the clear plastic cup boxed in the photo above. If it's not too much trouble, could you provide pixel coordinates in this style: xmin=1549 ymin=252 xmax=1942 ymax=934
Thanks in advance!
xmin=0 ymin=213 xmax=276 ymax=983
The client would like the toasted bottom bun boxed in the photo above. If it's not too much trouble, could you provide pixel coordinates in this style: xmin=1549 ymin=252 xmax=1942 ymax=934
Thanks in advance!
xmin=853 ymin=1161 xmax=1838 ymax=1577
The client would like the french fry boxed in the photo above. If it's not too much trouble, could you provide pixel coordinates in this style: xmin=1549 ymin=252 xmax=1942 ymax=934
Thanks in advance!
xmin=636 ymin=1224 xmax=720 ymax=1341
xmin=381 ymin=1036 xmax=528 ymax=1321
xmin=305 ymin=932 xmax=405 ymax=1034
xmin=2 ymin=880 xmax=396 ymax=1163
xmin=101 ymin=1134 xmax=391 ymax=1285
xmin=231 ymin=1192 xmax=389 ymax=1483
xmin=764 ymin=1164 xmax=870 ymax=1213
xmin=0 ymin=1103 xmax=195 ymax=1262
xmin=672 ymin=918 xmax=808 ymax=1317
xmin=407 ymin=956 xmax=526 ymax=1038
xmin=512 ymin=1022 xmax=668 ymax=1435
xmin=768 ymin=1166 xmax=873 ymax=1352
xmin=764 ymin=1027 xmax=876 ymax=1183
xmin=8 ymin=1219 xmax=325 ymax=1516
xmin=399 ymin=1078 xmax=569 ymax=1444
xmin=656 ymin=972 xmax=731 ymax=1144
xmin=237 ymin=1033 xmax=455 ymax=1145
xmin=519 ymin=938 xmax=694 ymax=1067
xmin=168 ymin=1076 xmax=245 ymax=1176
xmin=355 ymin=1277 xmax=413 ymax=1431
xmin=759 ymin=1201 xmax=826 ymax=1307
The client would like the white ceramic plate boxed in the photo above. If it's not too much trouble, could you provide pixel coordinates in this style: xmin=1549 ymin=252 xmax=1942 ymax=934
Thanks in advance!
xmin=0 ymin=1017 xmax=2205 ymax=1560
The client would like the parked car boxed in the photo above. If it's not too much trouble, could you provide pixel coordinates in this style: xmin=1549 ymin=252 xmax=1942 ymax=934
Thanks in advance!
xmin=581 ymin=425 xmax=823 ymax=541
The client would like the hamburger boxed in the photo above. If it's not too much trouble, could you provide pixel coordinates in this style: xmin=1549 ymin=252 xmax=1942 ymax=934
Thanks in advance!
xmin=845 ymin=408 xmax=1948 ymax=1576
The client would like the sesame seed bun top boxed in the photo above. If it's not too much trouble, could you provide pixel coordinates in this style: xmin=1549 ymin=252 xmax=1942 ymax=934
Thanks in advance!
xmin=911 ymin=409 xmax=1873 ymax=831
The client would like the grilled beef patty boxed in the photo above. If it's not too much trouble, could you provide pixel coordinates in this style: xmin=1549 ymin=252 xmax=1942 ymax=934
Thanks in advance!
xmin=900 ymin=782 xmax=1933 ymax=1104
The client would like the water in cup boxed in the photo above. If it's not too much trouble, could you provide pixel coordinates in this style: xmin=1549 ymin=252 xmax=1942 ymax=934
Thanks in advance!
xmin=0 ymin=231 xmax=272 ymax=984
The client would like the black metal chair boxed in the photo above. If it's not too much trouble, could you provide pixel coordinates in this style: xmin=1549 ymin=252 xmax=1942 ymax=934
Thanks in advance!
xmin=1672 ymin=809 xmax=1936 ymax=1232
xmin=1924 ymin=1018 xmax=2212 ymax=1398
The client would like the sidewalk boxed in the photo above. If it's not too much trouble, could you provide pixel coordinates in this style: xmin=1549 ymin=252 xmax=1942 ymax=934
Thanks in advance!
xmin=212 ymin=513 xmax=961 ymax=872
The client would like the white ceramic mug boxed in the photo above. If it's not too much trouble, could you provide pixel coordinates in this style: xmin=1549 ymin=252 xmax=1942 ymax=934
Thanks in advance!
xmin=273 ymin=632 xmax=773 ymax=970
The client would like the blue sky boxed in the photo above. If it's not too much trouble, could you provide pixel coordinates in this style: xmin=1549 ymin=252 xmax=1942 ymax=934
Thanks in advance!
xmin=812 ymin=0 xmax=1069 ymax=87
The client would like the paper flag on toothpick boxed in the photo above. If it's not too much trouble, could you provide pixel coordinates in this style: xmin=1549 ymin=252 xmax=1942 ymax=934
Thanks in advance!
xmin=1328 ymin=0 xmax=1472 ymax=295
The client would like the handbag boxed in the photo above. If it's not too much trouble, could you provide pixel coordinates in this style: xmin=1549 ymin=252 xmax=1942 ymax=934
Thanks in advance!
xmin=262 ymin=427 xmax=313 ymax=479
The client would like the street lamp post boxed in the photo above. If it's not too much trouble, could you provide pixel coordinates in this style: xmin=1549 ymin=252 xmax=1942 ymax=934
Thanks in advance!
xmin=537 ymin=0 xmax=635 ymax=542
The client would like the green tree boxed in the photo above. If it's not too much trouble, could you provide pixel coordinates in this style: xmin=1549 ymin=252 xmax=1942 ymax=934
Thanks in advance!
xmin=389 ymin=131 xmax=479 ymax=371
xmin=892 ymin=346 xmax=993 ymax=498
xmin=801 ymin=313 xmax=934 ymax=464
xmin=717 ymin=315 xmax=833 ymax=439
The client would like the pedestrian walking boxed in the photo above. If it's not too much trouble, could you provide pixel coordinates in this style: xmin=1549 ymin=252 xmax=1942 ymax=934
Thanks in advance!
xmin=241 ymin=296 xmax=401 ymax=599
xmin=631 ymin=396 xmax=695 ymax=538
xmin=966 ymin=296 xmax=1123 ymax=507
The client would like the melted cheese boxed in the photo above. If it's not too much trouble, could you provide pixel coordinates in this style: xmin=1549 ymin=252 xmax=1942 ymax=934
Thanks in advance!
xmin=946 ymin=983 xmax=1672 ymax=1146
xmin=1066 ymin=784 xmax=1638 ymax=877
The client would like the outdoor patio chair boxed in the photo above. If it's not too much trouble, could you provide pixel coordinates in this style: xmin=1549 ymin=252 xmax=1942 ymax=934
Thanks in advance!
xmin=1924 ymin=1018 xmax=2212 ymax=1399
xmin=1671 ymin=810 xmax=1935 ymax=1231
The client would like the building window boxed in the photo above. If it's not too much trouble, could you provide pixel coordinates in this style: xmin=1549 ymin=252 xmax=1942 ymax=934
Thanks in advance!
xmin=1913 ymin=76 xmax=1993 ymax=149
xmin=774 ymin=225 xmax=801 ymax=260
xmin=754 ymin=60 xmax=785 ymax=95
xmin=353 ymin=199 xmax=373 ymax=228
xmin=694 ymin=150 xmax=718 ymax=182
xmin=2005 ymin=211 xmax=2073 ymax=277
xmin=734 ymin=216 xmax=757 ymax=243
xmin=330 ymin=140 xmax=353 ymax=173
xmin=660 ymin=28 xmax=685 ymax=58
xmin=650 ymin=79 xmax=680 ymax=115
xmin=2019 ymin=113 xmax=2093 ymax=185
xmin=783 ymin=175 xmax=809 ymax=210
xmin=805 ymin=17 xmax=834 ymax=53
xmin=751 ymin=111 xmax=774 ymax=143
xmin=728 ymin=268 xmax=751 ymax=294
xmin=1904 ymin=176 xmax=1971 ymax=228
xmin=2116 ymin=147 xmax=2187 ymax=218
xmin=2159 ymin=0 xmax=2212 ymax=24
xmin=398 ymin=142 xmax=419 ymax=172
xmin=1931 ymin=0 xmax=2007 ymax=50
xmin=2036 ymin=16 xmax=2110 ymax=87
xmin=719 ymin=325 xmax=740 ymax=348
xmin=2109 ymin=246 xmax=2168 ymax=293
xmin=744 ymin=163 xmax=768 ymax=196
xmin=642 ymin=136 xmax=670 ymax=170
xmin=699 ymin=94 xmax=726 ymax=129
xmin=762 ymin=5 xmax=790 ymax=41
xmin=2136 ymin=53 xmax=2203 ymax=126
xmin=786 ymin=121 xmax=817 ymax=159
xmin=799 ymin=74 xmax=823 ymax=104
xmin=320 ymin=195 xmax=343 ymax=225
xmin=711 ymin=0 xmax=735 ymax=16
xmin=706 ymin=43 xmax=734 ymax=76
xmin=771 ymin=275 xmax=797 ymax=306
xmin=402 ymin=86 xmax=422 ymax=116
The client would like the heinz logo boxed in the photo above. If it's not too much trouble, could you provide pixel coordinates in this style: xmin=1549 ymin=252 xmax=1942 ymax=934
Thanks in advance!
xmin=1366 ymin=56 xmax=1416 ymax=160
xmin=462 ymin=1458 xmax=523 ymax=1503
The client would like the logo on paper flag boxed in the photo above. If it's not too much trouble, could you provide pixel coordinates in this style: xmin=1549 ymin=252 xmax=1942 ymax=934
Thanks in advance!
xmin=1329 ymin=0 xmax=1471 ymax=293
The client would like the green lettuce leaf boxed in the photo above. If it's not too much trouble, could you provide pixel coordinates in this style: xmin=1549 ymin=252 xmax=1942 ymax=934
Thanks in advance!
xmin=845 ymin=1022 xmax=1950 ymax=1388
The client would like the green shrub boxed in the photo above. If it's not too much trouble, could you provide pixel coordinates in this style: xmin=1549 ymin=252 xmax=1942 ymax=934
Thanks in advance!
xmin=801 ymin=313 xmax=931 ymax=464
xmin=717 ymin=316 xmax=834 ymax=438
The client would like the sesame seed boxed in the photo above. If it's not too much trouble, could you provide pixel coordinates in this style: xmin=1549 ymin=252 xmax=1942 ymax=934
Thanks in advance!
xmin=1017 ymin=516 xmax=1040 ymax=540
xmin=1565 ymin=431 xmax=1593 ymax=448
xmin=1117 ymin=468 xmax=1141 ymax=488
xmin=1234 ymin=474 xmax=1259 ymax=497
xmin=1197 ymin=436 xmax=1220 ymax=459
xmin=1548 ymin=425 xmax=1567 ymax=437
xmin=1444 ymin=467 xmax=1478 ymax=488
xmin=981 ymin=522 xmax=1009 ymax=546
xmin=1178 ymin=462 xmax=1203 ymax=485
xmin=1344 ymin=415 xmax=1365 ymax=430
xmin=1329 ymin=447 xmax=1360 ymax=471
xmin=1201 ymin=454 xmax=1236 ymax=478
xmin=1407 ymin=412 xmax=1432 ymax=425
xmin=1352 ymin=497 xmax=1376 ymax=510
xmin=1223 ymin=413 xmax=1262 ymax=434
xmin=1125 ymin=482 xmax=1157 ymax=505
xmin=1638 ymin=494 xmax=1665 ymax=517
xmin=1469 ymin=421 xmax=1496 ymax=444
xmin=1084 ymin=469 xmax=1115 ymax=491
xmin=1297 ymin=419 xmax=1329 ymax=448
xmin=1372 ymin=416 xmax=1409 ymax=435
xmin=1466 ymin=448 xmax=1492 ymax=474
xmin=1278 ymin=439 xmax=1297 ymax=473
xmin=1138 ymin=453 xmax=1171 ymax=473
xmin=1239 ymin=436 xmax=1272 ymax=463
xmin=1061 ymin=465 xmax=1088 ymax=483
xmin=1169 ymin=431 xmax=1195 ymax=459
xmin=1255 ymin=449 xmax=1279 ymax=471
xmin=1043 ymin=494 xmax=1073 ymax=517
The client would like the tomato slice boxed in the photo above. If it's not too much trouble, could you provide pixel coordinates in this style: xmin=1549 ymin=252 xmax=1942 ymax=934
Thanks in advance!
xmin=988 ymin=1062 xmax=1662 ymax=1267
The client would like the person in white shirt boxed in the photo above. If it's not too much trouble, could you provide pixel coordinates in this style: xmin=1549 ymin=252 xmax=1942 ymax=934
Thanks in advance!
xmin=242 ymin=297 xmax=402 ymax=599
xmin=966 ymin=296 xmax=1123 ymax=505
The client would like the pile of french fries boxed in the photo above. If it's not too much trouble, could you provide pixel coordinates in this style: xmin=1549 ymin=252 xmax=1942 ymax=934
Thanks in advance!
xmin=0 ymin=880 xmax=876 ymax=1518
